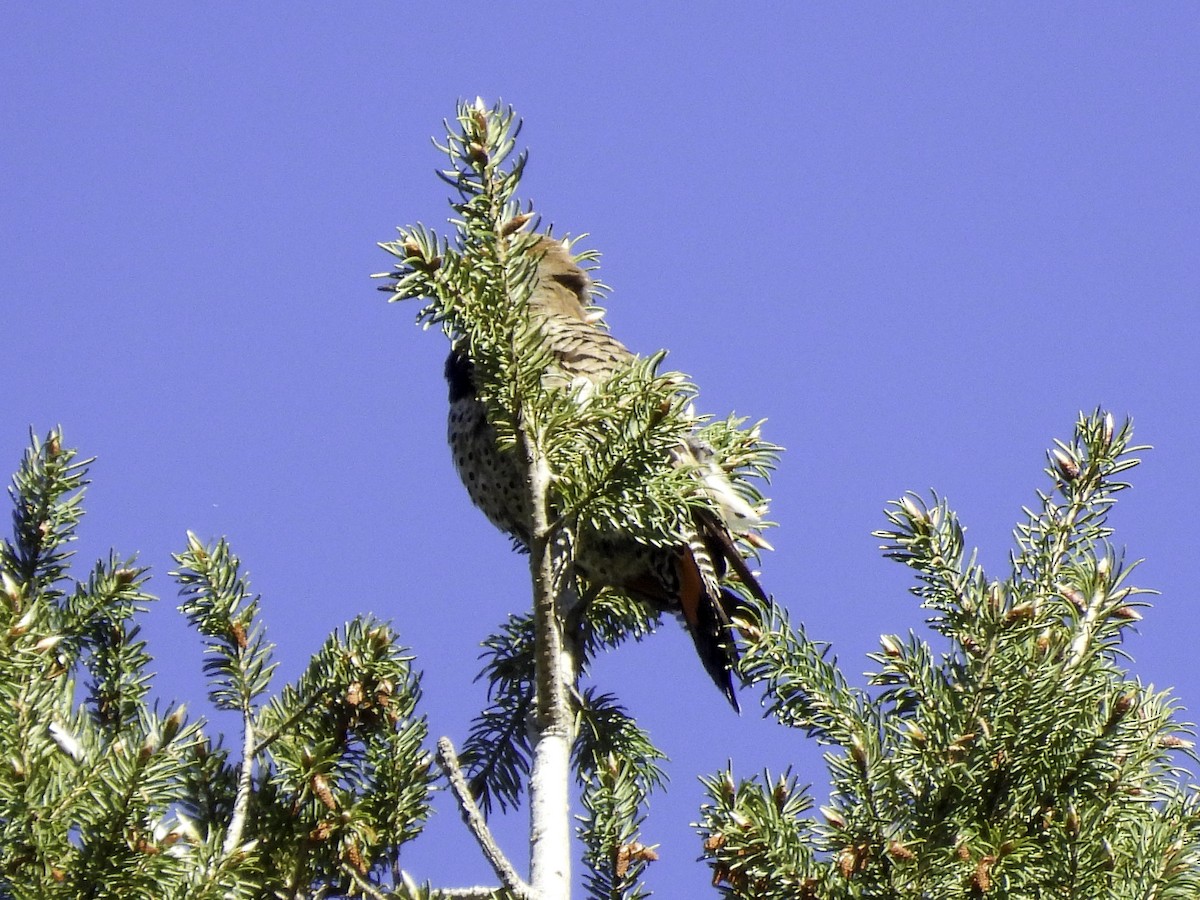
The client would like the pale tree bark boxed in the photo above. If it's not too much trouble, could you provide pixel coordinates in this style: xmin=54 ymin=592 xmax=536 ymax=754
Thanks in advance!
xmin=526 ymin=444 xmax=579 ymax=899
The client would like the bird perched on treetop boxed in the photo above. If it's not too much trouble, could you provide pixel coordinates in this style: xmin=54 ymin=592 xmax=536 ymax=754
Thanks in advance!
xmin=445 ymin=236 xmax=770 ymax=710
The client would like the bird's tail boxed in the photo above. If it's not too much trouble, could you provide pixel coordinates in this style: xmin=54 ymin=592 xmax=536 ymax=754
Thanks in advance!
xmin=684 ymin=578 xmax=750 ymax=713
xmin=677 ymin=509 xmax=769 ymax=713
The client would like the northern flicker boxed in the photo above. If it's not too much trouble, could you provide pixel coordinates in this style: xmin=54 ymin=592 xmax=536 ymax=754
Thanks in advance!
xmin=445 ymin=237 xmax=768 ymax=710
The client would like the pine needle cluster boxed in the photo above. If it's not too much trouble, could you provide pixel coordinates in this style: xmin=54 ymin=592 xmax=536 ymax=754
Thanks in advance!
xmin=697 ymin=411 xmax=1200 ymax=898
xmin=0 ymin=430 xmax=431 ymax=899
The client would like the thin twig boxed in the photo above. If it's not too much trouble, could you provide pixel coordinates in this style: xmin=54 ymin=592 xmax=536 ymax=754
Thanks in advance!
xmin=436 ymin=736 xmax=531 ymax=900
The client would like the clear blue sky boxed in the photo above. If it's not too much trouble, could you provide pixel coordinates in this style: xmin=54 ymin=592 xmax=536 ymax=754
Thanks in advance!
xmin=4 ymin=5 xmax=1199 ymax=894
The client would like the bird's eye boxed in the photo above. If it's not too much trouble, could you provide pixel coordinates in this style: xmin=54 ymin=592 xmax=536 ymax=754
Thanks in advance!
xmin=552 ymin=272 xmax=589 ymax=300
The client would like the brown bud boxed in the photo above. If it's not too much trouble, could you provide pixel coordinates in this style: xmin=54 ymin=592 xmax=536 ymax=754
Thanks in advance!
xmin=837 ymin=847 xmax=856 ymax=878
xmin=1035 ymin=629 xmax=1052 ymax=655
xmin=849 ymin=735 xmax=869 ymax=771
xmin=162 ymin=705 xmax=186 ymax=744
xmin=229 ymin=621 xmax=248 ymax=650
xmin=820 ymin=806 xmax=847 ymax=829
xmin=500 ymin=213 xmax=535 ymax=236
xmin=312 ymin=773 xmax=337 ymax=810
xmin=344 ymin=839 xmax=368 ymax=875
xmin=471 ymin=99 xmax=488 ymax=132
xmin=1109 ymin=693 xmax=1135 ymax=725
xmin=837 ymin=844 xmax=868 ymax=877
xmin=1057 ymin=583 xmax=1087 ymax=611
xmin=773 ymin=774 xmax=793 ymax=809
xmin=1065 ymin=805 xmax=1080 ymax=837
xmin=733 ymin=615 xmax=762 ymax=641
xmin=972 ymin=854 xmax=997 ymax=892
xmin=703 ymin=833 xmax=726 ymax=852
xmin=345 ymin=682 xmax=363 ymax=707
xmin=615 ymin=842 xmax=658 ymax=878
xmin=375 ymin=678 xmax=394 ymax=708
xmin=1005 ymin=601 xmax=1036 ymax=623
xmin=904 ymin=722 xmax=928 ymax=746
xmin=888 ymin=840 xmax=916 ymax=861
xmin=961 ymin=635 xmax=984 ymax=656
xmin=880 ymin=634 xmax=903 ymax=658
xmin=1052 ymin=449 xmax=1080 ymax=480
xmin=614 ymin=844 xmax=631 ymax=880
xmin=720 ymin=770 xmax=736 ymax=800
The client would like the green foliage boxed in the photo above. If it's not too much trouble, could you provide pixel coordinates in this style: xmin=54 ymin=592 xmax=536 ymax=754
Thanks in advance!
xmin=0 ymin=429 xmax=432 ymax=899
xmin=5 ymin=96 xmax=1199 ymax=900
xmin=378 ymin=100 xmax=779 ymax=899
xmin=461 ymin=613 xmax=536 ymax=815
xmin=698 ymin=411 xmax=1200 ymax=898
xmin=176 ymin=534 xmax=276 ymax=713
xmin=248 ymin=617 xmax=431 ymax=892
xmin=576 ymin=691 xmax=668 ymax=900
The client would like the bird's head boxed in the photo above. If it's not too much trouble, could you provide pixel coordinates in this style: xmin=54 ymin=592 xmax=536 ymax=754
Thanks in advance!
xmin=529 ymin=237 xmax=604 ymax=324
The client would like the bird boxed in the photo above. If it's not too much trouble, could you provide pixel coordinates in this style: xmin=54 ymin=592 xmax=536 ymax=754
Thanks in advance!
xmin=444 ymin=236 xmax=768 ymax=710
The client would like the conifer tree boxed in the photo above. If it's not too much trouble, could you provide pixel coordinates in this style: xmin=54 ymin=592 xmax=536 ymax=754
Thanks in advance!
xmin=696 ymin=411 xmax=1200 ymax=898
xmin=0 ymin=431 xmax=431 ymax=898
xmin=3 ymin=98 xmax=1199 ymax=900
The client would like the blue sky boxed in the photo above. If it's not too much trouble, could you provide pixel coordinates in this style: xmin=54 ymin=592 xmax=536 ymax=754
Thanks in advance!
xmin=4 ymin=5 xmax=1199 ymax=894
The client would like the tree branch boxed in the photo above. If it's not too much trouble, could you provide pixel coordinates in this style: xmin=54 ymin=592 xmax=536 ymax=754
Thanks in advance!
xmin=525 ymin=440 xmax=578 ymax=900
xmin=436 ymin=736 xmax=531 ymax=900
xmin=223 ymin=692 xmax=256 ymax=855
